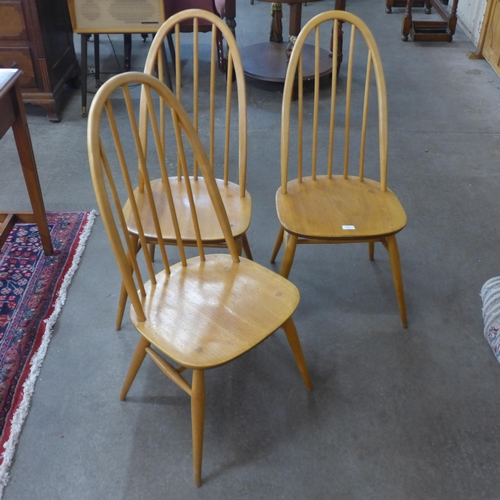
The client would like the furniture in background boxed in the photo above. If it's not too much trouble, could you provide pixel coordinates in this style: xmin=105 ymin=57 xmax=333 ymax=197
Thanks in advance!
xmin=385 ymin=0 xmax=426 ymax=14
xmin=114 ymin=10 xmax=252 ymax=330
xmin=402 ymin=0 xmax=458 ymax=41
xmin=0 ymin=69 xmax=52 ymax=255
xmin=67 ymin=0 xmax=166 ymax=117
xmin=240 ymin=0 xmax=347 ymax=84
xmin=468 ymin=0 xmax=499 ymax=76
xmin=270 ymin=11 xmax=408 ymax=327
xmin=87 ymin=71 xmax=312 ymax=487
xmin=163 ymin=0 xmax=226 ymax=71
xmin=0 ymin=0 xmax=79 ymax=121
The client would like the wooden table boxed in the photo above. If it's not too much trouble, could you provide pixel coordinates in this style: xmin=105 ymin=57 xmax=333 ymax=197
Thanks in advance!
xmin=0 ymin=69 xmax=53 ymax=255
xmin=240 ymin=0 xmax=346 ymax=83
xmin=401 ymin=0 xmax=459 ymax=42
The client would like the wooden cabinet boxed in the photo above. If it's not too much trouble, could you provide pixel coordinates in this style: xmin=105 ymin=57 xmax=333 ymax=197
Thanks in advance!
xmin=482 ymin=0 xmax=500 ymax=77
xmin=0 ymin=0 xmax=79 ymax=121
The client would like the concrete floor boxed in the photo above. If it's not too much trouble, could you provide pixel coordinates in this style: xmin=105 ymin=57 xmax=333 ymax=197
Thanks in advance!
xmin=1 ymin=0 xmax=500 ymax=498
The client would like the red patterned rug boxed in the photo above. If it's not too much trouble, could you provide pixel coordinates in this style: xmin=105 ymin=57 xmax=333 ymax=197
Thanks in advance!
xmin=0 ymin=211 xmax=96 ymax=495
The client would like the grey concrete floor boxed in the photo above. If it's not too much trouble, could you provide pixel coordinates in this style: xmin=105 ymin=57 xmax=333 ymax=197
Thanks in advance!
xmin=1 ymin=1 xmax=500 ymax=498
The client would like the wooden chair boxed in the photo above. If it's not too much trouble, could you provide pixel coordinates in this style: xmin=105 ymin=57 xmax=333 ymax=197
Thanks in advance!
xmin=88 ymin=71 xmax=312 ymax=487
xmin=270 ymin=11 xmax=408 ymax=327
xmin=114 ymin=10 xmax=252 ymax=330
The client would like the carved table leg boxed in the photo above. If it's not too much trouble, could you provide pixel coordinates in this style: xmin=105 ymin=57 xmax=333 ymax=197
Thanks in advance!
xmin=424 ymin=0 xmax=432 ymax=14
xmin=448 ymin=0 xmax=459 ymax=39
xmin=270 ymin=3 xmax=283 ymax=43
xmin=225 ymin=0 xmax=236 ymax=38
xmin=402 ymin=0 xmax=413 ymax=41
xmin=386 ymin=0 xmax=394 ymax=13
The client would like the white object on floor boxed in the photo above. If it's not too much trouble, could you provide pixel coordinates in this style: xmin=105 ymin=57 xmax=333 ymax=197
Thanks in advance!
xmin=480 ymin=276 xmax=500 ymax=363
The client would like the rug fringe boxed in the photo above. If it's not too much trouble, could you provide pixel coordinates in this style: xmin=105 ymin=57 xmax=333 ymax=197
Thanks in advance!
xmin=0 ymin=210 xmax=98 ymax=498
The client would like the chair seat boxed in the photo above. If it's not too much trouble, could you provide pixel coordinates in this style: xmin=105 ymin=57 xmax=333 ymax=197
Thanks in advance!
xmin=276 ymin=175 xmax=407 ymax=241
xmin=125 ymin=177 xmax=252 ymax=243
xmin=129 ymin=254 xmax=300 ymax=369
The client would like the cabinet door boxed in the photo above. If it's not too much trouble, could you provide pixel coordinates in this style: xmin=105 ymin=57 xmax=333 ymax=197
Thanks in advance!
xmin=0 ymin=2 xmax=27 ymax=39
xmin=483 ymin=0 xmax=500 ymax=76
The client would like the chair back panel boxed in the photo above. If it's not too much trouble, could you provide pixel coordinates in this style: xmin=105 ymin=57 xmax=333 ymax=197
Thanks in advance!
xmin=144 ymin=10 xmax=247 ymax=196
xmin=281 ymin=11 xmax=388 ymax=193
xmin=88 ymin=72 xmax=240 ymax=322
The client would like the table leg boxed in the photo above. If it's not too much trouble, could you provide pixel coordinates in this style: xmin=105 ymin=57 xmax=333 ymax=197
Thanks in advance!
xmin=124 ymin=34 xmax=132 ymax=71
xmin=94 ymin=34 xmax=100 ymax=82
xmin=402 ymin=0 xmax=413 ymax=41
xmin=81 ymin=34 xmax=87 ymax=117
xmin=289 ymin=3 xmax=303 ymax=37
xmin=10 ymin=83 xmax=53 ymax=255
xmin=225 ymin=0 xmax=236 ymax=38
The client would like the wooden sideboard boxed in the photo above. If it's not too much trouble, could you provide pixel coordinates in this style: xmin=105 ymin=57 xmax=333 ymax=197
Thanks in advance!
xmin=0 ymin=0 xmax=79 ymax=121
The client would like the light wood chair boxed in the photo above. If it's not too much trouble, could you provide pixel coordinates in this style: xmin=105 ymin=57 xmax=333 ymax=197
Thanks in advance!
xmin=88 ymin=71 xmax=312 ymax=487
xmin=270 ymin=11 xmax=408 ymax=327
xmin=114 ymin=9 xmax=252 ymax=330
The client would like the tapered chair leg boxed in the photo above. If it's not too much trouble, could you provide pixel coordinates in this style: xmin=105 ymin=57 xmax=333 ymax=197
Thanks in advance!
xmin=368 ymin=241 xmax=375 ymax=261
xmin=279 ymin=233 xmax=298 ymax=279
xmin=120 ymin=336 xmax=151 ymax=400
xmin=236 ymin=237 xmax=243 ymax=257
xmin=386 ymin=235 xmax=408 ymax=328
xmin=148 ymin=243 xmax=156 ymax=261
xmin=241 ymin=233 xmax=253 ymax=260
xmin=270 ymin=225 xmax=285 ymax=263
xmin=116 ymin=235 xmax=139 ymax=330
xmin=115 ymin=282 xmax=128 ymax=331
xmin=282 ymin=317 xmax=312 ymax=390
xmin=191 ymin=370 xmax=205 ymax=487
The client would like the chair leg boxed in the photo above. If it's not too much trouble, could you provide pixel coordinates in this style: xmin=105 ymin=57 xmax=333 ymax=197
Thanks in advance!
xmin=241 ymin=233 xmax=253 ymax=260
xmin=236 ymin=237 xmax=243 ymax=257
xmin=386 ymin=235 xmax=408 ymax=328
xmin=279 ymin=233 xmax=298 ymax=279
xmin=270 ymin=225 xmax=285 ymax=263
xmin=115 ymin=282 xmax=128 ymax=331
xmin=120 ymin=336 xmax=151 ymax=400
xmin=159 ymin=41 xmax=173 ymax=90
xmin=368 ymin=241 xmax=375 ymax=261
xmin=282 ymin=317 xmax=312 ymax=390
xmin=191 ymin=370 xmax=205 ymax=487
xmin=166 ymin=33 xmax=176 ymax=83
xmin=116 ymin=235 xmax=139 ymax=330
xmin=148 ymin=243 xmax=156 ymax=262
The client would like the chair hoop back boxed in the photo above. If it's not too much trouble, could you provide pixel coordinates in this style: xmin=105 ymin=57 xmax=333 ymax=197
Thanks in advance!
xmin=281 ymin=11 xmax=389 ymax=194
xmin=144 ymin=9 xmax=247 ymax=196
xmin=88 ymin=72 xmax=240 ymax=322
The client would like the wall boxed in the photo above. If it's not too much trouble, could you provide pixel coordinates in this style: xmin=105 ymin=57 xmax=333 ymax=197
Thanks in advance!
xmin=455 ymin=0 xmax=488 ymax=46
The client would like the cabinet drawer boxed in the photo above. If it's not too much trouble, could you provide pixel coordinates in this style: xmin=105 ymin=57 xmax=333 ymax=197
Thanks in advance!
xmin=0 ymin=48 xmax=36 ymax=88
xmin=0 ymin=4 xmax=27 ymax=40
